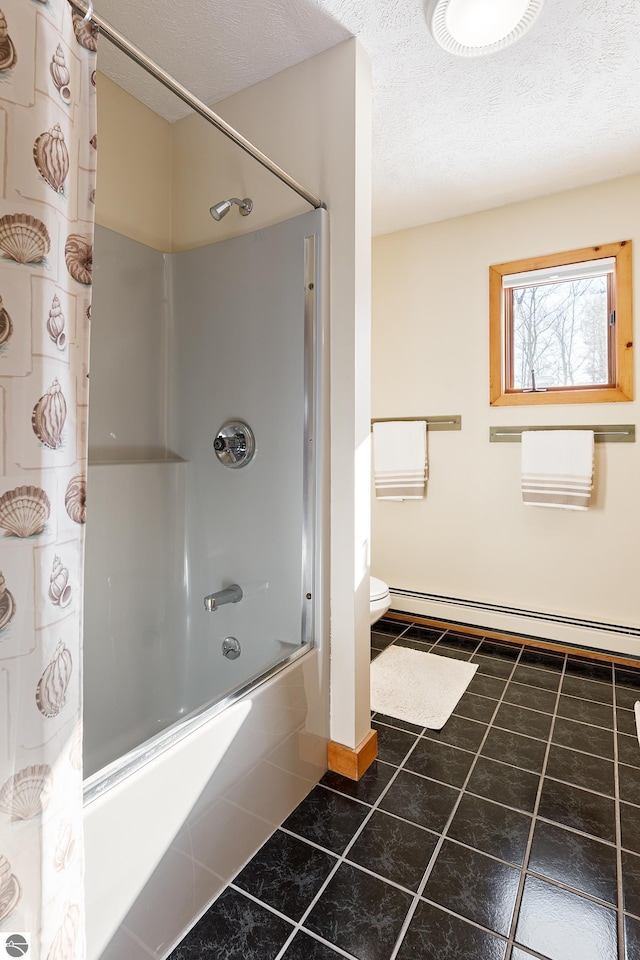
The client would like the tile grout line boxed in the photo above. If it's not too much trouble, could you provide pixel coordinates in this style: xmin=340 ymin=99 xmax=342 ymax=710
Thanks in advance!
xmin=378 ymin=716 xmax=620 ymax=792
xmin=522 ymin=866 xmax=619 ymax=912
xmin=623 ymin=904 xmax=640 ymax=924
xmin=321 ymin=764 xmax=625 ymax=851
xmin=504 ymin=651 xmax=568 ymax=957
xmin=314 ymin=793 xmax=437 ymax=841
xmin=271 ymin=699 xmax=441 ymax=960
xmin=613 ymin=666 xmax=626 ymax=960
xmin=385 ymin=638 xmax=527 ymax=960
xmin=121 ymin=924 xmax=157 ymax=959
xmin=414 ymin=895 xmax=510 ymax=944
xmin=415 ymin=707 xmax=620 ymax=772
xmin=492 ymin=721 xmax=613 ymax=750
xmin=227 ymin=880 xmax=359 ymax=960
xmin=530 ymin=812 xmax=617 ymax=846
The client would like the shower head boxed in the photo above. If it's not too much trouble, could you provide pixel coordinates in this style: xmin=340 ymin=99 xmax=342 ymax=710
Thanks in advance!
xmin=209 ymin=197 xmax=253 ymax=221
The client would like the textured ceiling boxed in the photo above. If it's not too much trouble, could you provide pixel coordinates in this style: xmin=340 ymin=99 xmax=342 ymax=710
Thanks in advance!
xmin=94 ymin=1 xmax=350 ymax=124
xmin=96 ymin=0 xmax=640 ymax=236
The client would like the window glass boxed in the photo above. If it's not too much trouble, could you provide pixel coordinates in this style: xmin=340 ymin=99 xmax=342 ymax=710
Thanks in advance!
xmin=511 ymin=274 xmax=609 ymax=390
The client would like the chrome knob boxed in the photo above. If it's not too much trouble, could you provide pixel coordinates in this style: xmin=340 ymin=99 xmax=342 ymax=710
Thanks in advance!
xmin=213 ymin=420 xmax=255 ymax=469
xmin=222 ymin=637 xmax=241 ymax=660
xmin=214 ymin=433 xmax=246 ymax=454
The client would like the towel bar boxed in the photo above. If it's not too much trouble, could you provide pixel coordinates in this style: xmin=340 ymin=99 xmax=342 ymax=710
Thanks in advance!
xmin=490 ymin=424 xmax=635 ymax=443
xmin=371 ymin=415 xmax=461 ymax=431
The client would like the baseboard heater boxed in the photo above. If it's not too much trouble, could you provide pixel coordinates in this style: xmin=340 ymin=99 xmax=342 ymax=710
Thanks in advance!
xmin=389 ymin=588 xmax=640 ymax=660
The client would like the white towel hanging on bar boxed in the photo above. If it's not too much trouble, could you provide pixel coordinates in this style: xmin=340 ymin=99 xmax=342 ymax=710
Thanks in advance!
xmin=521 ymin=430 xmax=594 ymax=510
xmin=373 ymin=421 xmax=427 ymax=500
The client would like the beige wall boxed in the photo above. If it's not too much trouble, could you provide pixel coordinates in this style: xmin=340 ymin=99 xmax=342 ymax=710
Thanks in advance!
xmin=372 ymin=173 xmax=640 ymax=639
xmin=95 ymin=73 xmax=172 ymax=250
xmin=170 ymin=75 xmax=307 ymax=250
xmin=95 ymin=42 xmax=373 ymax=751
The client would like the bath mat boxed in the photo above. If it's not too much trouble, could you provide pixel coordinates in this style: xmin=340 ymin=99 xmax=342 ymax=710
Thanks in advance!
xmin=371 ymin=646 xmax=478 ymax=730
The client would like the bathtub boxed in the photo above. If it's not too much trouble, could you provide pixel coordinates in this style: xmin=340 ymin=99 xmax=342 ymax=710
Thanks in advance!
xmin=83 ymin=645 xmax=328 ymax=960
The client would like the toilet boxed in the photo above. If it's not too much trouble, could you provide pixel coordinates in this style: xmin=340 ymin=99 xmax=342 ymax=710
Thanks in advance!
xmin=370 ymin=576 xmax=391 ymax=625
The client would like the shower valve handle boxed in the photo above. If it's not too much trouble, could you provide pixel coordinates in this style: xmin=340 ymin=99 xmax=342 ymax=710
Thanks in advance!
xmin=214 ymin=432 xmax=246 ymax=454
xmin=213 ymin=419 xmax=255 ymax=469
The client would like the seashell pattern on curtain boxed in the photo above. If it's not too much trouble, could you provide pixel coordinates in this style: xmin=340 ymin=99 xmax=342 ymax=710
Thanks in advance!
xmin=0 ymin=2 xmax=95 ymax=957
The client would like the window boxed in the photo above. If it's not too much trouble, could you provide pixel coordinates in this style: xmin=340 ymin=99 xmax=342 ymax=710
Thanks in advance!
xmin=489 ymin=241 xmax=633 ymax=405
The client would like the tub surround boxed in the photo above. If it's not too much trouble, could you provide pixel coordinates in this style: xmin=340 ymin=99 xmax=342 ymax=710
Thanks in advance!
xmin=85 ymin=210 xmax=323 ymax=777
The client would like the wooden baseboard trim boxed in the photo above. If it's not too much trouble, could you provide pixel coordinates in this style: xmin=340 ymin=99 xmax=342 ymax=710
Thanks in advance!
xmin=328 ymin=729 xmax=378 ymax=781
xmin=385 ymin=612 xmax=640 ymax=669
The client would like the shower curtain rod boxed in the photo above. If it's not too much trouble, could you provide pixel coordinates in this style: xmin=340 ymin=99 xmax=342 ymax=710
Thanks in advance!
xmin=69 ymin=1 xmax=325 ymax=211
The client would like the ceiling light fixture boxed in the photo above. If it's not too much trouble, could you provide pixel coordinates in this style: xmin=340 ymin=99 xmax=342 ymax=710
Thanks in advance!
xmin=425 ymin=0 xmax=545 ymax=57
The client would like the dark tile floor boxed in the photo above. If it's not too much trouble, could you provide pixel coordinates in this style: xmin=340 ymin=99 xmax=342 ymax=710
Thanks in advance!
xmin=170 ymin=618 xmax=640 ymax=960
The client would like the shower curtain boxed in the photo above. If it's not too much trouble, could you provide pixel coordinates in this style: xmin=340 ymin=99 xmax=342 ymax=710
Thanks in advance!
xmin=0 ymin=2 xmax=96 ymax=957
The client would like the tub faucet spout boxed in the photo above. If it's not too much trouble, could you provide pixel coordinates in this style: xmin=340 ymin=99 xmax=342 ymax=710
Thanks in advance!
xmin=204 ymin=584 xmax=243 ymax=612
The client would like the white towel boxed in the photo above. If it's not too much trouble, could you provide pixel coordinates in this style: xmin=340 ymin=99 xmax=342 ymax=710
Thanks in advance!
xmin=521 ymin=430 xmax=594 ymax=510
xmin=373 ymin=421 xmax=427 ymax=500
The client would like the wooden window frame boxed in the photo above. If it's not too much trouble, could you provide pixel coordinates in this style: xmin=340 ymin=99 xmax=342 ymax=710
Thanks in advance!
xmin=489 ymin=241 xmax=633 ymax=406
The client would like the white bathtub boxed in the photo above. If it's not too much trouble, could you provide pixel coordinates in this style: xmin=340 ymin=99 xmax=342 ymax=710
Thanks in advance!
xmin=84 ymin=647 xmax=328 ymax=960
